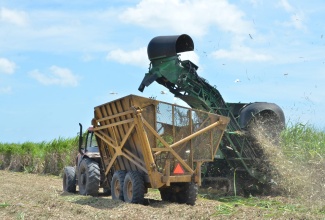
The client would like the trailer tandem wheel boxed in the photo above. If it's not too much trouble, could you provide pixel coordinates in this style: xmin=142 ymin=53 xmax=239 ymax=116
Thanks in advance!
xmin=63 ymin=166 xmax=76 ymax=193
xmin=111 ymin=170 xmax=127 ymax=201
xmin=78 ymin=158 xmax=100 ymax=196
xmin=123 ymin=171 xmax=145 ymax=204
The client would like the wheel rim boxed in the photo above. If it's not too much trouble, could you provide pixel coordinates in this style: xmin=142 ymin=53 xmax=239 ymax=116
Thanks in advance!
xmin=114 ymin=179 xmax=121 ymax=196
xmin=126 ymin=180 xmax=133 ymax=200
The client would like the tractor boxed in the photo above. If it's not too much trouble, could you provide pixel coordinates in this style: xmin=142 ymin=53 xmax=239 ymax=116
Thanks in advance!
xmin=62 ymin=123 xmax=110 ymax=196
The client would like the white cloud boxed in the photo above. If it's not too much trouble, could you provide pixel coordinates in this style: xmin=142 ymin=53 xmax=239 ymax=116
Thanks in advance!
xmin=0 ymin=58 xmax=16 ymax=74
xmin=120 ymin=0 xmax=254 ymax=37
xmin=29 ymin=66 xmax=80 ymax=87
xmin=106 ymin=47 xmax=200 ymax=68
xmin=277 ymin=0 xmax=306 ymax=30
xmin=81 ymin=54 xmax=95 ymax=62
xmin=0 ymin=86 xmax=12 ymax=94
xmin=0 ymin=8 xmax=120 ymax=53
xmin=0 ymin=7 xmax=29 ymax=26
xmin=248 ymin=0 xmax=262 ymax=7
xmin=212 ymin=46 xmax=272 ymax=62
xmin=179 ymin=51 xmax=200 ymax=65
xmin=278 ymin=0 xmax=294 ymax=12
xmin=287 ymin=12 xmax=305 ymax=30
xmin=106 ymin=47 xmax=148 ymax=68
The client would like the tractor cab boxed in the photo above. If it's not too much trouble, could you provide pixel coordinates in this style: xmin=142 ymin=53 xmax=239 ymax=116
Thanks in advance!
xmin=78 ymin=123 xmax=99 ymax=158
xmin=83 ymin=127 xmax=99 ymax=153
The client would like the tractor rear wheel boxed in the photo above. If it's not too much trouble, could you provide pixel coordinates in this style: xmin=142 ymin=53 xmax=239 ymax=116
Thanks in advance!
xmin=123 ymin=171 xmax=145 ymax=204
xmin=111 ymin=170 xmax=126 ymax=201
xmin=63 ymin=166 xmax=76 ymax=193
xmin=78 ymin=158 xmax=100 ymax=196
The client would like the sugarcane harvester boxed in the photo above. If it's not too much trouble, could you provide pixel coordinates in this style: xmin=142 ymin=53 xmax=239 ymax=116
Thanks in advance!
xmin=138 ymin=34 xmax=285 ymax=194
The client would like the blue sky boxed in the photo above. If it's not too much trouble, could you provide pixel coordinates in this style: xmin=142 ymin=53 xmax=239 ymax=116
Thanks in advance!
xmin=1 ymin=0 xmax=324 ymax=143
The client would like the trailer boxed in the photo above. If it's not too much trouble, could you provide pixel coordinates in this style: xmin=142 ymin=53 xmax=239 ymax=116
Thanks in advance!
xmin=91 ymin=94 xmax=229 ymax=205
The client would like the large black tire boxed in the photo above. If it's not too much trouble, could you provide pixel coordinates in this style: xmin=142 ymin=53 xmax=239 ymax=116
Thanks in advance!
xmin=123 ymin=171 xmax=145 ymax=204
xmin=103 ymin=187 xmax=111 ymax=196
xmin=160 ymin=183 xmax=198 ymax=205
xmin=176 ymin=183 xmax=198 ymax=205
xmin=63 ymin=166 xmax=76 ymax=193
xmin=159 ymin=187 xmax=175 ymax=202
xmin=78 ymin=158 xmax=100 ymax=196
xmin=111 ymin=170 xmax=126 ymax=201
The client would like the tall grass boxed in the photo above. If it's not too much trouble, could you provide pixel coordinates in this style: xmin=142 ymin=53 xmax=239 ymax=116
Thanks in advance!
xmin=281 ymin=123 xmax=325 ymax=163
xmin=253 ymin=122 xmax=325 ymax=205
xmin=0 ymin=122 xmax=324 ymax=181
xmin=0 ymin=136 xmax=79 ymax=175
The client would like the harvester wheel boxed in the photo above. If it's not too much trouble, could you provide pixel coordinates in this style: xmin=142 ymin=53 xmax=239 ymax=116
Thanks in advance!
xmin=111 ymin=170 xmax=126 ymax=201
xmin=176 ymin=182 xmax=198 ymax=205
xmin=63 ymin=166 xmax=76 ymax=193
xmin=78 ymin=158 xmax=100 ymax=196
xmin=159 ymin=187 xmax=175 ymax=202
xmin=123 ymin=171 xmax=145 ymax=204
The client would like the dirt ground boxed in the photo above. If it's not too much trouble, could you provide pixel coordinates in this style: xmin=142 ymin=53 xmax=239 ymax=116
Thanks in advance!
xmin=0 ymin=170 xmax=324 ymax=220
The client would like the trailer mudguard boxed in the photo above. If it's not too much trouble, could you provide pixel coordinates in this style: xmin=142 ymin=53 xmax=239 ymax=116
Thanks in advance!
xmin=238 ymin=102 xmax=285 ymax=129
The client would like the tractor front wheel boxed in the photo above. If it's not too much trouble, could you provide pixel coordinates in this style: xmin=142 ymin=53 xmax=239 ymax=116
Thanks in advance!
xmin=63 ymin=166 xmax=76 ymax=193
